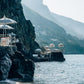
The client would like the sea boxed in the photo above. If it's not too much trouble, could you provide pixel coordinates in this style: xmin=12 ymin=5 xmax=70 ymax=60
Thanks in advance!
xmin=0 ymin=55 xmax=84 ymax=84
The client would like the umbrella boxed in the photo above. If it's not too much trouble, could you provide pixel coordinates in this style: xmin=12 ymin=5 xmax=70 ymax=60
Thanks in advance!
xmin=49 ymin=43 xmax=55 ymax=47
xmin=0 ymin=15 xmax=17 ymax=25
xmin=58 ymin=43 xmax=64 ymax=47
xmin=35 ymin=49 xmax=42 ymax=54
xmin=0 ymin=25 xmax=14 ymax=37
xmin=0 ymin=25 xmax=14 ymax=29
xmin=44 ymin=46 xmax=49 ymax=49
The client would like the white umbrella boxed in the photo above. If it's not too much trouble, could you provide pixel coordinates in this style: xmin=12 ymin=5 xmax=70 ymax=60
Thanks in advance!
xmin=0 ymin=25 xmax=14 ymax=29
xmin=44 ymin=46 xmax=49 ymax=50
xmin=58 ymin=43 xmax=64 ymax=47
xmin=0 ymin=15 xmax=17 ymax=25
xmin=49 ymin=43 xmax=55 ymax=47
xmin=0 ymin=25 xmax=14 ymax=37
xmin=35 ymin=49 xmax=42 ymax=54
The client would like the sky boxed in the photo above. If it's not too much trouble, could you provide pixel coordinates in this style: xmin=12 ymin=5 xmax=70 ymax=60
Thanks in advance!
xmin=43 ymin=0 xmax=84 ymax=23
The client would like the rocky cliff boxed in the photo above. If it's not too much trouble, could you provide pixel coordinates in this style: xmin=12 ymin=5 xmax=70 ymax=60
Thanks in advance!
xmin=0 ymin=0 xmax=39 ymax=53
xmin=0 ymin=0 xmax=37 ymax=82
xmin=0 ymin=46 xmax=35 ymax=82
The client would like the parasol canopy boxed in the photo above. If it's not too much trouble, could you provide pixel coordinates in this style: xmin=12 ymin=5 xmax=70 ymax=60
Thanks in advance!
xmin=58 ymin=43 xmax=64 ymax=47
xmin=0 ymin=25 xmax=14 ymax=37
xmin=35 ymin=49 xmax=42 ymax=54
xmin=49 ymin=43 xmax=55 ymax=47
xmin=44 ymin=46 xmax=49 ymax=49
xmin=0 ymin=15 xmax=17 ymax=25
xmin=0 ymin=25 xmax=14 ymax=29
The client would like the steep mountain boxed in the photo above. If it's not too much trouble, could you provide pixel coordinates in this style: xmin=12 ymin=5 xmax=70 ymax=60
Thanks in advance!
xmin=22 ymin=0 xmax=55 ymax=22
xmin=22 ymin=0 xmax=84 ymax=39
xmin=51 ymin=13 xmax=84 ymax=39
xmin=0 ymin=0 xmax=39 ymax=53
xmin=22 ymin=4 xmax=84 ymax=54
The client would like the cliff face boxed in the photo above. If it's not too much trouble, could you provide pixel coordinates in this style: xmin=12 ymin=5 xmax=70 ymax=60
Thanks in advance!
xmin=0 ymin=0 xmax=39 ymax=52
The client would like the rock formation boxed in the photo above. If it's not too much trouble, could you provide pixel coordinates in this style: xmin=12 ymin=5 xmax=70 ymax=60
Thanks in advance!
xmin=0 ymin=46 xmax=35 ymax=82
xmin=0 ymin=0 xmax=39 ymax=53
xmin=8 ymin=51 xmax=35 ymax=82
xmin=0 ymin=0 xmax=37 ymax=82
xmin=0 ymin=47 xmax=12 ymax=80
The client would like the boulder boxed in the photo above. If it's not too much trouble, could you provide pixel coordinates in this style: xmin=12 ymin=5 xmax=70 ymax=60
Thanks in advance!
xmin=8 ymin=51 xmax=35 ymax=82
xmin=0 ymin=47 xmax=12 ymax=80
xmin=0 ymin=46 xmax=35 ymax=82
xmin=16 ymin=42 xmax=33 ymax=59
xmin=0 ymin=54 xmax=12 ymax=80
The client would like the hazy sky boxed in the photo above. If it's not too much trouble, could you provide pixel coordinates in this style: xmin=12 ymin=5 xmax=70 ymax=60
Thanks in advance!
xmin=43 ymin=0 xmax=84 ymax=23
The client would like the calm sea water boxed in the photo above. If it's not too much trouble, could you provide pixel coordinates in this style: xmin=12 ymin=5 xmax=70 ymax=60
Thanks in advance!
xmin=0 ymin=55 xmax=84 ymax=84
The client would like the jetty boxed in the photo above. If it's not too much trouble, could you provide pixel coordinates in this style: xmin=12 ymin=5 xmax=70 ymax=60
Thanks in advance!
xmin=33 ymin=43 xmax=65 ymax=62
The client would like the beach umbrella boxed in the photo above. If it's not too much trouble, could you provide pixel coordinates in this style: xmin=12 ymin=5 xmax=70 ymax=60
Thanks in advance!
xmin=0 ymin=25 xmax=14 ymax=37
xmin=35 ymin=49 xmax=42 ymax=54
xmin=0 ymin=25 xmax=14 ymax=29
xmin=49 ymin=43 xmax=55 ymax=47
xmin=44 ymin=46 xmax=49 ymax=50
xmin=0 ymin=15 xmax=17 ymax=25
xmin=58 ymin=43 xmax=64 ymax=47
